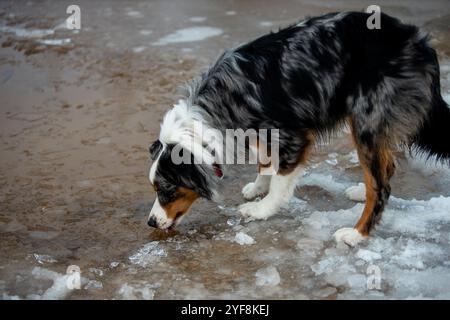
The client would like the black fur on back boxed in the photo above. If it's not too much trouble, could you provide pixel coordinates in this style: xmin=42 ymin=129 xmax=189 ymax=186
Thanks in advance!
xmin=185 ymin=11 xmax=450 ymax=171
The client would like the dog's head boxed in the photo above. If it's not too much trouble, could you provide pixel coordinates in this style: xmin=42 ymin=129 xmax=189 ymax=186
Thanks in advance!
xmin=147 ymin=139 xmax=222 ymax=230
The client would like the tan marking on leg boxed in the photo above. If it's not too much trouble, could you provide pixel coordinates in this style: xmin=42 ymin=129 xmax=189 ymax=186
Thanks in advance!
xmin=278 ymin=131 xmax=315 ymax=176
xmin=355 ymin=165 xmax=377 ymax=236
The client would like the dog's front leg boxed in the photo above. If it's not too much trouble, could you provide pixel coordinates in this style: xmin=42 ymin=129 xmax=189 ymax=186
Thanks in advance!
xmin=241 ymin=174 xmax=271 ymax=200
xmin=239 ymin=167 xmax=302 ymax=220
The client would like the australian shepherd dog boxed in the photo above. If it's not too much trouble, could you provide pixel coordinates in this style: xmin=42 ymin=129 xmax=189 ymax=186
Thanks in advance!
xmin=147 ymin=12 xmax=450 ymax=246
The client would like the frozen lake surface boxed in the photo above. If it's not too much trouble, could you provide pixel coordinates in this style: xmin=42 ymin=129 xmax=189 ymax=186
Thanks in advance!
xmin=1 ymin=0 xmax=450 ymax=299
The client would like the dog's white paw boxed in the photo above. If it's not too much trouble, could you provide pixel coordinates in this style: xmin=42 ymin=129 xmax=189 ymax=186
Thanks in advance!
xmin=239 ymin=201 xmax=275 ymax=220
xmin=345 ymin=183 xmax=366 ymax=202
xmin=242 ymin=182 xmax=267 ymax=200
xmin=334 ymin=228 xmax=365 ymax=247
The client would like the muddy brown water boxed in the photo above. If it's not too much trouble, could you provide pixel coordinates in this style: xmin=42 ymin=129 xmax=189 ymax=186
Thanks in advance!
xmin=1 ymin=0 xmax=450 ymax=299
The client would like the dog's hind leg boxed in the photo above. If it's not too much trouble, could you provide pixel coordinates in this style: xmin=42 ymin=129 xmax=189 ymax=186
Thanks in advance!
xmin=335 ymin=126 xmax=395 ymax=246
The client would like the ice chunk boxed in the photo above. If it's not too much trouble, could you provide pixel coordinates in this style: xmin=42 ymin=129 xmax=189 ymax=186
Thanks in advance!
xmin=297 ymin=237 xmax=324 ymax=255
xmin=346 ymin=274 xmax=366 ymax=289
xmin=255 ymin=266 xmax=280 ymax=286
xmin=118 ymin=283 xmax=154 ymax=300
xmin=303 ymin=211 xmax=330 ymax=230
xmin=38 ymin=39 xmax=71 ymax=46
xmin=84 ymin=280 xmax=103 ymax=290
xmin=227 ymin=216 xmax=241 ymax=227
xmin=356 ymin=249 xmax=382 ymax=262
xmin=132 ymin=46 xmax=146 ymax=53
xmin=345 ymin=183 xmax=366 ymax=202
xmin=347 ymin=150 xmax=360 ymax=164
xmin=153 ymin=27 xmax=223 ymax=45
xmin=234 ymin=232 xmax=255 ymax=245
xmin=190 ymin=16 xmax=206 ymax=22
xmin=326 ymin=153 xmax=339 ymax=166
xmin=31 ymin=267 xmax=85 ymax=300
xmin=33 ymin=254 xmax=57 ymax=264
xmin=139 ymin=29 xmax=153 ymax=36
xmin=129 ymin=241 xmax=167 ymax=267
xmin=326 ymin=158 xmax=338 ymax=166
xmin=0 ymin=26 xmax=54 ymax=38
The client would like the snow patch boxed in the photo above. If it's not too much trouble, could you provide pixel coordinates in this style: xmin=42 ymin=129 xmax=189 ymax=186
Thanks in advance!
xmin=139 ymin=29 xmax=153 ymax=36
xmin=125 ymin=10 xmax=143 ymax=18
xmin=153 ymin=27 xmax=223 ymax=45
xmin=298 ymin=173 xmax=347 ymax=194
xmin=259 ymin=21 xmax=274 ymax=27
xmin=38 ymin=38 xmax=71 ymax=46
xmin=189 ymin=16 xmax=207 ymax=22
xmin=132 ymin=46 xmax=146 ymax=53
xmin=345 ymin=183 xmax=366 ymax=202
xmin=356 ymin=249 xmax=382 ymax=262
xmin=255 ymin=266 xmax=281 ymax=286
xmin=30 ymin=267 xmax=86 ymax=300
xmin=118 ymin=283 xmax=154 ymax=300
xmin=0 ymin=25 xmax=54 ymax=38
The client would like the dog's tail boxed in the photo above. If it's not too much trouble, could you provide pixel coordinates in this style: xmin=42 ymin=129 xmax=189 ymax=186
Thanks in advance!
xmin=412 ymin=74 xmax=450 ymax=164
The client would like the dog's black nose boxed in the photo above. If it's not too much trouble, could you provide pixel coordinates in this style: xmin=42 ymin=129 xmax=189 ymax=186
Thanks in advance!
xmin=147 ymin=217 xmax=158 ymax=228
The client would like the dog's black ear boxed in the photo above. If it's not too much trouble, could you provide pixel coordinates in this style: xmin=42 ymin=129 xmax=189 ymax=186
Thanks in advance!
xmin=149 ymin=140 xmax=163 ymax=160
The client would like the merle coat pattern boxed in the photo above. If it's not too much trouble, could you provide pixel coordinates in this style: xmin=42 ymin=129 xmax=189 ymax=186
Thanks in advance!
xmin=148 ymin=12 xmax=450 ymax=246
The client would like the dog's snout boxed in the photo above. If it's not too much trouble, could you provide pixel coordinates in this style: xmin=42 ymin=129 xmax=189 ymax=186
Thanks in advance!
xmin=147 ymin=216 xmax=158 ymax=228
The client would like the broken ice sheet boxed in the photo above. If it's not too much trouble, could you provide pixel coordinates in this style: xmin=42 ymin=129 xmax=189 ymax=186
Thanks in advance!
xmin=30 ymin=267 xmax=87 ymax=300
xmin=32 ymin=254 xmax=57 ymax=264
xmin=234 ymin=232 xmax=255 ymax=245
xmin=84 ymin=280 xmax=103 ymax=290
xmin=129 ymin=241 xmax=167 ymax=267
